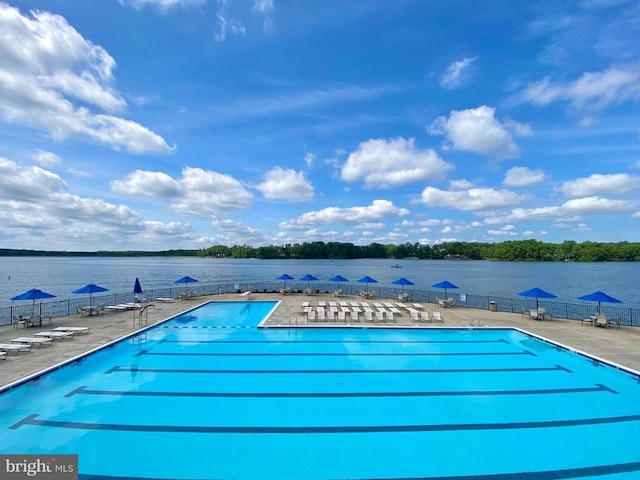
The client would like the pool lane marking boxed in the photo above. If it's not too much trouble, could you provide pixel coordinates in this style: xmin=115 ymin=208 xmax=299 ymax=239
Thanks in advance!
xmin=11 ymin=410 xmax=640 ymax=433
xmin=157 ymin=339 xmax=510 ymax=344
xmin=59 ymin=461 xmax=640 ymax=480
xmin=64 ymin=383 xmax=616 ymax=398
xmin=105 ymin=365 xmax=572 ymax=374
xmin=136 ymin=350 xmax=537 ymax=357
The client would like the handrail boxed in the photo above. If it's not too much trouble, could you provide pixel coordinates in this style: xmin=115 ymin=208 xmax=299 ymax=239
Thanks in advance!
xmin=1 ymin=282 xmax=638 ymax=327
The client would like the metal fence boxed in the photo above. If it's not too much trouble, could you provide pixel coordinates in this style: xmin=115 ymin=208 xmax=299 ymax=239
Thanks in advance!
xmin=2 ymin=281 xmax=638 ymax=327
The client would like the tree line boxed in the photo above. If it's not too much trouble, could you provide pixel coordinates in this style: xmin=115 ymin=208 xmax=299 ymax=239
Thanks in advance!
xmin=2 ymin=240 xmax=638 ymax=261
xmin=198 ymin=240 xmax=640 ymax=262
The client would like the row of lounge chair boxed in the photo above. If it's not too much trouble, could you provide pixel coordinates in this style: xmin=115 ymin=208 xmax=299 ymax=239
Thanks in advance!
xmin=0 ymin=326 xmax=90 ymax=359
xmin=300 ymin=301 xmax=446 ymax=324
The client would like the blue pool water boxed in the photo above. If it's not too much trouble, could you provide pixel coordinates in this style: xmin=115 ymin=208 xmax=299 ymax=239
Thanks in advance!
xmin=2 ymin=301 xmax=640 ymax=479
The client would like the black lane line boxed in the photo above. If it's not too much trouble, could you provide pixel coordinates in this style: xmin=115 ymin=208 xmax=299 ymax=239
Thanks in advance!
xmin=11 ymin=412 xmax=640 ymax=433
xmin=105 ymin=365 xmax=571 ymax=375
xmin=158 ymin=339 xmax=510 ymax=344
xmin=65 ymin=384 xmax=615 ymax=398
xmin=136 ymin=351 xmax=536 ymax=357
xmin=75 ymin=460 xmax=640 ymax=480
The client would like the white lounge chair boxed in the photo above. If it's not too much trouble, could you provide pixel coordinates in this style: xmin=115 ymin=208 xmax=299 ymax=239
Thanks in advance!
xmin=375 ymin=311 xmax=385 ymax=323
xmin=595 ymin=315 xmax=609 ymax=328
xmin=0 ymin=343 xmax=32 ymax=354
xmin=307 ymin=310 xmax=317 ymax=323
xmin=0 ymin=351 xmax=6 ymax=360
xmin=349 ymin=311 xmax=359 ymax=323
xmin=433 ymin=311 xmax=444 ymax=323
xmin=420 ymin=311 xmax=431 ymax=323
xmin=53 ymin=326 xmax=91 ymax=334
xmin=317 ymin=309 xmax=326 ymax=322
xmin=364 ymin=310 xmax=373 ymax=322
xmin=386 ymin=310 xmax=395 ymax=322
xmin=412 ymin=303 xmax=424 ymax=310
xmin=409 ymin=309 xmax=420 ymax=322
xmin=327 ymin=310 xmax=335 ymax=321
xmin=337 ymin=311 xmax=346 ymax=322
xmin=33 ymin=331 xmax=75 ymax=341
xmin=11 ymin=337 xmax=54 ymax=347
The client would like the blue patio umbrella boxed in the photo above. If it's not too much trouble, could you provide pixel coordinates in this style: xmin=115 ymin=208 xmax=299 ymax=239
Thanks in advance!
xmin=577 ymin=291 xmax=622 ymax=314
xmin=276 ymin=273 xmax=295 ymax=289
xmin=357 ymin=276 xmax=378 ymax=292
xmin=518 ymin=287 xmax=556 ymax=309
xmin=10 ymin=288 xmax=57 ymax=315
xmin=329 ymin=275 xmax=349 ymax=283
xmin=174 ymin=275 xmax=199 ymax=295
xmin=72 ymin=283 xmax=109 ymax=307
xmin=432 ymin=280 xmax=459 ymax=299
xmin=392 ymin=277 xmax=415 ymax=293
xmin=299 ymin=273 xmax=319 ymax=289
xmin=134 ymin=277 xmax=143 ymax=295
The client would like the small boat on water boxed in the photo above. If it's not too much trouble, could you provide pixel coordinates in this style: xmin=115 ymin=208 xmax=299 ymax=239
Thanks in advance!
xmin=390 ymin=263 xmax=402 ymax=268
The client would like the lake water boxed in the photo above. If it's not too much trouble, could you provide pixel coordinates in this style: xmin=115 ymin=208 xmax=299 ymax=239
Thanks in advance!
xmin=1 ymin=257 xmax=638 ymax=308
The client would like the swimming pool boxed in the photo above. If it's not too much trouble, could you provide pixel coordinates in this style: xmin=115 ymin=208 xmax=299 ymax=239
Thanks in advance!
xmin=2 ymin=300 xmax=640 ymax=479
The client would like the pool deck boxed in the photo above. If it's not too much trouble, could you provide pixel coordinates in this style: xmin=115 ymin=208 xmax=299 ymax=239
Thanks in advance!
xmin=2 ymin=292 xmax=640 ymax=388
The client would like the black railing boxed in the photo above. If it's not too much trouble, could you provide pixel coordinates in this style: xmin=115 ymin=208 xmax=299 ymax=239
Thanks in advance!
xmin=1 ymin=282 xmax=638 ymax=327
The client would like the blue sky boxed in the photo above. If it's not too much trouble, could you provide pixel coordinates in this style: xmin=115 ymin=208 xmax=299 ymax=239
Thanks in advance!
xmin=0 ymin=0 xmax=639 ymax=251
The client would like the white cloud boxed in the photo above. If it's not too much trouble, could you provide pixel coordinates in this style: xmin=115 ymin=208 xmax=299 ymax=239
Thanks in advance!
xmin=280 ymin=199 xmax=409 ymax=229
xmin=561 ymin=173 xmax=640 ymax=198
xmin=562 ymin=196 xmax=632 ymax=214
xmin=304 ymin=152 xmax=315 ymax=168
xmin=341 ymin=137 xmax=453 ymax=189
xmin=212 ymin=219 xmax=267 ymax=246
xmin=0 ymin=3 xmax=174 ymax=154
xmin=503 ymin=166 xmax=548 ymax=187
xmin=252 ymin=0 xmax=274 ymax=32
xmin=487 ymin=228 xmax=518 ymax=236
xmin=172 ymin=167 xmax=253 ymax=216
xmin=32 ymin=150 xmax=62 ymax=167
xmin=0 ymin=157 xmax=67 ymax=200
xmin=484 ymin=206 xmax=563 ymax=224
xmin=449 ymin=179 xmax=474 ymax=190
xmin=110 ymin=166 xmax=253 ymax=216
xmin=440 ymin=56 xmax=477 ymax=89
xmin=119 ymin=0 xmax=206 ymax=11
xmin=256 ymin=167 xmax=314 ymax=202
xmin=429 ymin=106 xmax=520 ymax=159
xmin=214 ymin=13 xmax=246 ymax=42
xmin=111 ymin=170 xmax=181 ymax=197
xmin=419 ymin=186 xmax=528 ymax=211
xmin=519 ymin=64 xmax=640 ymax=112
xmin=213 ymin=84 xmax=401 ymax=120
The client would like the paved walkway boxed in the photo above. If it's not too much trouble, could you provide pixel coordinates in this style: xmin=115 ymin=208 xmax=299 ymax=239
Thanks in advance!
xmin=2 ymin=293 xmax=639 ymax=388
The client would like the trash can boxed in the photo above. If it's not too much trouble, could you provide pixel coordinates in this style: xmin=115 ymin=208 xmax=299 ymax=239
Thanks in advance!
xmin=489 ymin=301 xmax=497 ymax=312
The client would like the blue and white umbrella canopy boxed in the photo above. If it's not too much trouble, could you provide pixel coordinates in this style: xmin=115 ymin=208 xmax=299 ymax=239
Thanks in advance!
xmin=577 ymin=290 xmax=622 ymax=313
xmin=276 ymin=273 xmax=295 ymax=288
xmin=432 ymin=280 xmax=459 ymax=298
xmin=357 ymin=276 xmax=378 ymax=292
xmin=72 ymin=283 xmax=109 ymax=307
xmin=11 ymin=288 xmax=57 ymax=315
xmin=518 ymin=287 xmax=556 ymax=309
